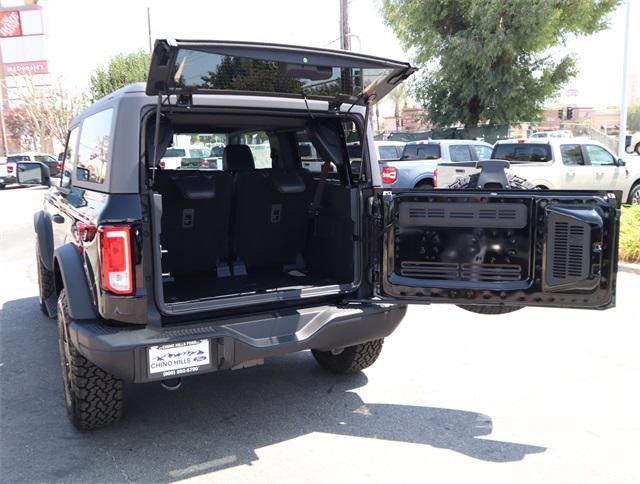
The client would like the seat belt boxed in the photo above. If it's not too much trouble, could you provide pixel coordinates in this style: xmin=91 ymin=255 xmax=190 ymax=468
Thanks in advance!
xmin=309 ymin=159 xmax=332 ymax=216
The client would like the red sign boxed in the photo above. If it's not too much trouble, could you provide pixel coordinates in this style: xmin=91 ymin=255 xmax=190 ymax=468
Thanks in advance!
xmin=4 ymin=60 xmax=49 ymax=76
xmin=0 ymin=11 xmax=21 ymax=37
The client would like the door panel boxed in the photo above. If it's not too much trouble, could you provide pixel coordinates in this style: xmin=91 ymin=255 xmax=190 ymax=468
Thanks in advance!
xmin=377 ymin=190 xmax=618 ymax=309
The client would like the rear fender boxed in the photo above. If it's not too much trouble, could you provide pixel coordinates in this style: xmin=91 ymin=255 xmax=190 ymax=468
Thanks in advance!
xmin=54 ymin=243 xmax=97 ymax=320
xmin=33 ymin=211 xmax=54 ymax=271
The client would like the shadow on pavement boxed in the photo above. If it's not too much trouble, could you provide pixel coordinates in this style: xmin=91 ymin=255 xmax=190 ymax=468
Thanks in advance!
xmin=0 ymin=296 xmax=545 ymax=482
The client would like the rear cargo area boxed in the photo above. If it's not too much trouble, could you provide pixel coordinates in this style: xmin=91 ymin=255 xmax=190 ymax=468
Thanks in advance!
xmin=148 ymin=112 xmax=360 ymax=308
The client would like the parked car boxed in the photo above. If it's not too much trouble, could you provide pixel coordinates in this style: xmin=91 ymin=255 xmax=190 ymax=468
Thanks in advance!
xmin=625 ymin=132 xmax=640 ymax=155
xmin=380 ymin=139 xmax=493 ymax=188
xmin=436 ymin=138 xmax=640 ymax=204
xmin=530 ymin=130 xmax=573 ymax=139
xmin=34 ymin=39 xmax=620 ymax=431
xmin=7 ymin=152 xmax=61 ymax=177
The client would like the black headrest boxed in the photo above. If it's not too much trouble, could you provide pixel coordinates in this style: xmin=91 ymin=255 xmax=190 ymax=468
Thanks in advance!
xmin=266 ymin=170 xmax=306 ymax=194
xmin=145 ymin=115 xmax=174 ymax=165
xmin=171 ymin=173 xmax=216 ymax=200
xmin=223 ymin=145 xmax=255 ymax=172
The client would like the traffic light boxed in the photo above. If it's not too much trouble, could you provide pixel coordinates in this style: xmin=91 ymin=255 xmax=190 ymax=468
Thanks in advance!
xmin=566 ymin=106 xmax=574 ymax=120
xmin=557 ymin=108 xmax=564 ymax=120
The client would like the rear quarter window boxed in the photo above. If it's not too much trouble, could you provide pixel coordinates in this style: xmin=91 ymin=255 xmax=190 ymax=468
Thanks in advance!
xmin=76 ymin=108 xmax=113 ymax=184
xmin=402 ymin=144 xmax=440 ymax=160
xmin=492 ymin=143 xmax=552 ymax=162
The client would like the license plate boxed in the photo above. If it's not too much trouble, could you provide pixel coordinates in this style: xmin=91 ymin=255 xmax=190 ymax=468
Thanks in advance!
xmin=147 ymin=339 xmax=210 ymax=377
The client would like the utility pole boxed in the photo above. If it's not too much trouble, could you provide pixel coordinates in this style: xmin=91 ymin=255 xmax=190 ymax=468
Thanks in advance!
xmin=339 ymin=0 xmax=351 ymax=51
xmin=617 ymin=0 xmax=631 ymax=157
xmin=147 ymin=7 xmax=153 ymax=54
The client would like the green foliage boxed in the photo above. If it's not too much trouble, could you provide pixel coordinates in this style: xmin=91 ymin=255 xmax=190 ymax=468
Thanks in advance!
xmin=382 ymin=0 xmax=619 ymax=128
xmin=628 ymin=103 xmax=640 ymax=133
xmin=620 ymin=205 xmax=640 ymax=263
xmin=89 ymin=51 xmax=151 ymax=101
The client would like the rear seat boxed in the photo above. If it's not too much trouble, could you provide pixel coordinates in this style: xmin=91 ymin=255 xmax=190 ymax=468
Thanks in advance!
xmin=224 ymin=145 xmax=313 ymax=272
xmin=155 ymin=170 xmax=232 ymax=276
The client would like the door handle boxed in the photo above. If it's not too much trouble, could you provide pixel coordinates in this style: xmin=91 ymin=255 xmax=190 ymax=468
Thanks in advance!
xmin=52 ymin=214 xmax=65 ymax=224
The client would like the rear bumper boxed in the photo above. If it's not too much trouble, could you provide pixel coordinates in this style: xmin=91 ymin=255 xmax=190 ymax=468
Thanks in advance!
xmin=68 ymin=303 xmax=407 ymax=383
xmin=0 ymin=175 xmax=17 ymax=185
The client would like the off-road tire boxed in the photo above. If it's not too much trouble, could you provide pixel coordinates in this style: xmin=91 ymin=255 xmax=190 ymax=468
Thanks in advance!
xmin=457 ymin=305 xmax=523 ymax=315
xmin=312 ymin=339 xmax=384 ymax=374
xmin=448 ymin=172 xmax=536 ymax=190
xmin=36 ymin=244 xmax=55 ymax=317
xmin=58 ymin=289 xmax=123 ymax=430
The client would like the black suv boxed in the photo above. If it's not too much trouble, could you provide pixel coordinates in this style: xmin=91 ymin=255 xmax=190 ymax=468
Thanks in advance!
xmin=33 ymin=39 xmax=620 ymax=430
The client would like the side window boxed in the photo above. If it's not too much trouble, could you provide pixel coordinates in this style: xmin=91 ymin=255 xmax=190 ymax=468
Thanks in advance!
xmin=474 ymin=145 xmax=493 ymax=160
xmin=560 ymin=144 xmax=584 ymax=166
xmin=585 ymin=145 xmax=616 ymax=166
xmin=236 ymin=131 xmax=271 ymax=169
xmin=61 ymin=126 xmax=79 ymax=188
xmin=449 ymin=145 xmax=473 ymax=162
xmin=76 ymin=108 xmax=113 ymax=184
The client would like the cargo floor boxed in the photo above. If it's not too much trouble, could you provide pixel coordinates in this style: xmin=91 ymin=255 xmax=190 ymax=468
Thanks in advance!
xmin=162 ymin=269 xmax=339 ymax=303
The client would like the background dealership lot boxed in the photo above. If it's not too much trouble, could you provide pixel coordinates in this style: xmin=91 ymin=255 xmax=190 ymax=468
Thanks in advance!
xmin=1 ymin=186 xmax=639 ymax=483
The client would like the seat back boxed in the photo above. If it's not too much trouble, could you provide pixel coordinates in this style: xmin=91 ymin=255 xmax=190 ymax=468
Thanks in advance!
xmin=232 ymin=168 xmax=313 ymax=270
xmin=155 ymin=170 xmax=232 ymax=276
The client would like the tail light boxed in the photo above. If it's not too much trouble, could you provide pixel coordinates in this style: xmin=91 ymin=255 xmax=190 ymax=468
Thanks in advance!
xmin=382 ymin=166 xmax=397 ymax=184
xmin=434 ymin=168 xmax=438 ymax=187
xmin=7 ymin=165 xmax=13 ymax=174
xmin=159 ymin=160 xmax=165 ymax=169
xmin=99 ymin=226 xmax=134 ymax=295
xmin=56 ymin=162 xmax=62 ymax=172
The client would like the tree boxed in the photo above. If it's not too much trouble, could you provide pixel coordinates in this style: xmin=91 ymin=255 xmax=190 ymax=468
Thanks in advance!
xmin=89 ymin=51 xmax=151 ymax=101
xmin=389 ymin=84 xmax=409 ymax=131
xmin=382 ymin=0 xmax=619 ymax=130
xmin=7 ymin=76 xmax=86 ymax=151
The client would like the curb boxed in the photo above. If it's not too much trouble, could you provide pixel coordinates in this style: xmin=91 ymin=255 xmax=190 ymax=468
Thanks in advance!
xmin=619 ymin=263 xmax=640 ymax=275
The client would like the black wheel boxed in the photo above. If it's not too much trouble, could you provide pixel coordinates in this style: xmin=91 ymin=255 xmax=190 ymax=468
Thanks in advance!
xmin=312 ymin=339 xmax=384 ymax=374
xmin=635 ymin=143 xmax=640 ymax=156
xmin=457 ymin=305 xmax=523 ymax=315
xmin=629 ymin=184 xmax=640 ymax=205
xmin=36 ymin=244 xmax=55 ymax=317
xmin=58 ymin=289 xmax=124 ymax=430
xmin=448 ymin=172 xmax=536 ymax=190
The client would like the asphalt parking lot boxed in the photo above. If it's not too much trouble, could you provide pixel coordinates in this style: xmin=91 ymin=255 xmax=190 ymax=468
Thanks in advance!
xmin=1 ymin=186 xmax=639 ymax=483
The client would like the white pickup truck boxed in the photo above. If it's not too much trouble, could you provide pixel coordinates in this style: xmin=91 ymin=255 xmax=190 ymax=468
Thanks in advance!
xmin=0 ymin=159 xmax=17 ymax=188
xmin=435 ymin=138 xmax=640 ymax=205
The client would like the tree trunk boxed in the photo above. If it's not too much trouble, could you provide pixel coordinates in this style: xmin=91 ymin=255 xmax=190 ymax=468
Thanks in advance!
xmin=467 ymin=95 xmax=482 ymax=139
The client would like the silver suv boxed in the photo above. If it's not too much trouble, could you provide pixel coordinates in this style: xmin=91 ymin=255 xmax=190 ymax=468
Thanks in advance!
xmin=380 ymin=139 xmax=493 ymax=188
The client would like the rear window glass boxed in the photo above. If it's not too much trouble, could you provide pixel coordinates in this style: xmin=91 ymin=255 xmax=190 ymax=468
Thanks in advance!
xmin=171 ymin=49 xmax=394 ymax=98
xmin=76 ymin=108 xmax=113 ymax=184
xmin=492 ymin=143 xmax=551 ymax=162
xmin=164 ymin=148 xmax=186 ymax=157
xmin=7 ymin=155 xmax=29 ymax=162
xmin=402 ymin=144 xmax=441 ymax=160
xmin=160 ymin=135 xmax=227 ymax=170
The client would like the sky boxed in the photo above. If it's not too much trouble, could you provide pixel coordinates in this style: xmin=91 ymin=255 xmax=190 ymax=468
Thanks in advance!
xmin=39 ymin=0 xmax=639 ymax=116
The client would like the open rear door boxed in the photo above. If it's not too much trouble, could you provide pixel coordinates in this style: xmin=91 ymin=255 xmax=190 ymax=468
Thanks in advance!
xmin=374 ymin=189 xmax=619 ymax=309
xmin=146 ymin=39 xmax=416 ymax=104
